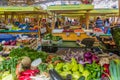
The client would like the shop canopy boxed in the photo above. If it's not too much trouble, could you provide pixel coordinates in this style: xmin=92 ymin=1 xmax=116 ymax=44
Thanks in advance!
xmin=47 ymin=4 xmax=119 ymax=17
xmin=0 ymin=6 xmax=47 ymax=15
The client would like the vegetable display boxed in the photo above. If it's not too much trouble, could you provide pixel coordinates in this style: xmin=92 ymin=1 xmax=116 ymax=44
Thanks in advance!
xmin=0 ymin=57 xmax=18 ymax=80
xmin=0 ymin=45 xmax=3 ymax=51
xmin=85 ymin=62 xmax=101 ymax=80
xmin=43 ymin=33 xmax=62 ymax=41
xmin=0 ymin=45 xmax=120 ymax=80
xmin=9 ymin=47 xmax=48 ymax=61
xmin=111 ymin=27 xmax=120 ymax=48
xmin=109 ymin=60 xmax=120 ymax=80
xmin=53 ymin=58 xmax=92 ymax=80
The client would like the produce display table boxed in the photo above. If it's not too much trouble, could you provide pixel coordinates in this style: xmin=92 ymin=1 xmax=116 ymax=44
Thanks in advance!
xmin=41 ymin=41 xmax=84 ymax=53
xmin=0 ymin=30 xmax=38 ymax=35
xmin=0 ymin=34 xmax=16 ymax=42
xmin=53 ymin=32 xmax=89 ymax=41
xmin=99 ymin=34 xmax=112 ymax=39
xmin=42 ymin=41 xmax=80 ymax=48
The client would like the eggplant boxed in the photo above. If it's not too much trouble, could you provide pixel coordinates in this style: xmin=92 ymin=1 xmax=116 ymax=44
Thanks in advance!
xmin=49 ymin=69 xmax=63 ymax=80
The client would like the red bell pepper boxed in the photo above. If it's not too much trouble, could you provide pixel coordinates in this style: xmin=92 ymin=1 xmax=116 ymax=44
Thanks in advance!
xmin=102 ymin=64 xmax=110 ymax=78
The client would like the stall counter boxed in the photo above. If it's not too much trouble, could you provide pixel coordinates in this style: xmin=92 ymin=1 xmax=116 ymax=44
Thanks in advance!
xmin=52 ymin=32 xmax=89 ymax=41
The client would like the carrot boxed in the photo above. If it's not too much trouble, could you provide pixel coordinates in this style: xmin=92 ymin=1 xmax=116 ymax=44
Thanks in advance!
xmin=54 ymin=60 xmax=61 ymax=65
xmin=16 ymin=63 xmax=22 ymax=78
xmin=48 ymin=55 xmax=54 ymax=59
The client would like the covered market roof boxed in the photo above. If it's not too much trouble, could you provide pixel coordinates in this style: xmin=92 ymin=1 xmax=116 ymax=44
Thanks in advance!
xmin=0 ymin=0 xmax=118 ymax=9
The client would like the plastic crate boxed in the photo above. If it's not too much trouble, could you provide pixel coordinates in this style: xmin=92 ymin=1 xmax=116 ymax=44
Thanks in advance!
xmin=51 ymin=39 xmax=63 ymax=45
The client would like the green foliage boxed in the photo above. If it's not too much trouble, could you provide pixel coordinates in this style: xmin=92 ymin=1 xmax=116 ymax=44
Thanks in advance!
xmin=0 ymin=46 xmax=3 ymax=51
xmin=0 ymin=57 xmax=18 ymax=76
xmin=9 ymin=47 xmax=48 ymax=62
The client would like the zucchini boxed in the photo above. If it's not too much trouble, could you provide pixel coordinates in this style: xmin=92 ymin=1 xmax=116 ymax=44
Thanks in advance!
xmin=49 ymin=69 xmax=63 ymax=80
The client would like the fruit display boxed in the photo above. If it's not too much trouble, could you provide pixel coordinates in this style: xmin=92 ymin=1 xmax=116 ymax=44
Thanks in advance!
xmin=94 ymin=28 xmax=103 ymax=32
xmin=74 ymin=29 xmax=84 ymax=33
xmin=1 ymin=40 xmax=17 ymax=46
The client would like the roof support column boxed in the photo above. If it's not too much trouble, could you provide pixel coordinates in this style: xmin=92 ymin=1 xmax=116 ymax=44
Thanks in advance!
xmin=52 ymin=12 xmax=55 ymax=29
xmin=85 ymin=11 xmax=90 ymax=29
xmin=118 ymin=0 xmax=120 ymax=17
xmin=5 ymin=14 xmax=8 ymax=24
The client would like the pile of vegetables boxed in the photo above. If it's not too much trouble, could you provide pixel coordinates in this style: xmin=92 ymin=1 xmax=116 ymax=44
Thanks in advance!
xmin=0 ymin=45 xmax=120 ymax=80
xmin=2 ymin=40 xmax=17 ymax=46
xmin=9 ymin=47 xmax=48 ymax=61
xmin=0 ymin=45 xmax=3 ymax=51
xmin=81 ymin=38 xmax=95 ymax=47
xmin=0 ymin=47 xmax=49 ymax=80
xmin=43 ymin=33 xmax=62 ymax=41
xmin=50 ymin=58 xmax=101 ymax=80
xmin=62 ymin=50 xmax=99 ymax=65
xmin=108 ymin=59 xmax=120 ymax=80
xmin=48 ymin=57 xmax=113 ymax=80
xmin=0 ymin=57 xmax=18 ymax=80
xmin=111 ymin=27 xmax=120 ymax=48
xmin=85 ymin=62 xmax=101 ymax=80
xmin=46 ymin=55 xmax=62 ymax=65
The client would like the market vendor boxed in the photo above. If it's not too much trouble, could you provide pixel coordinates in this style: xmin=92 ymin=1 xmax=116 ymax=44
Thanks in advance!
xmin=55 ymin=18 xmax=61 ymax=29
xmin=0 ymin=21 xmax=7 ymax=29
xmin=96 ymin=17 xmax=104 ymax=28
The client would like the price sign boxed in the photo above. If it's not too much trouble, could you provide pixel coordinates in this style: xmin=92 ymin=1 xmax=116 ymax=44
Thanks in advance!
xmin=76 ymin=32 xmax=80 ymax=36
xmin=66 ymin=32 xmax=70 ymax=36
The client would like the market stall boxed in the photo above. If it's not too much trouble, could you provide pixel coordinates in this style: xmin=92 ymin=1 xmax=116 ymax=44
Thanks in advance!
xmin=0 ymin=0 xmax=120 ymax=80
xmin=47 ymin=4 xmax=94 ymax=41
xmin=0 ymin=6 xmax=49 ymax=38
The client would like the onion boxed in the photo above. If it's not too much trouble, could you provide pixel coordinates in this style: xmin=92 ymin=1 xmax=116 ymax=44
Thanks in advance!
xmin=92 ymin=54 xmax=99 ymax=63
xmin=84 ymin=52 xmax=92 ymax=58
xmin=87 ymin=59 xmax=93 ymax=64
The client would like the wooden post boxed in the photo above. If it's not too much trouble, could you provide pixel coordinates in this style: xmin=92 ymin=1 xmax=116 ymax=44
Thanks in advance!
xmin=80 ymin=16 xmax=83 ymax=25
xmin=38 ymin=14 xmax=43 ymax=39
xmin=11 ymin=12 xmax=14 ymax=23
xmin=118 ymin=0 xmax=120 ymax=18
xmin=113 ymin=14 xmax=116 ymax=26
xmin=5 ymin=14 xmax=8 ymax=24
xmin=52 ymin=12 xmax=55 ymax=29
xmin=85 ymin=11 xmax=90 ymax=29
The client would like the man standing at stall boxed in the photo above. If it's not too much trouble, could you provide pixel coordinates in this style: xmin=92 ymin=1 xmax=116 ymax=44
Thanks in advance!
xmin=96 ymin=17 xmax=104 ymax=28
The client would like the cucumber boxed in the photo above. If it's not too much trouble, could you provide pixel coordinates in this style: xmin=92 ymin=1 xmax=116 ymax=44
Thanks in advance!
xmin=49 ymin=69 xmax=63 ymax=80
